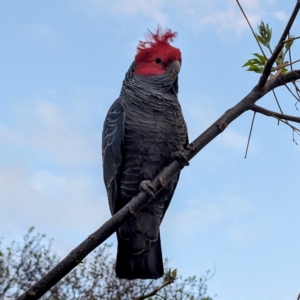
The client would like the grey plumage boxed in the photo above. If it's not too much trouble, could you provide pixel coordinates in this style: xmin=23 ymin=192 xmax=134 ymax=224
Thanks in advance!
xmin=102 ymin=61 xmax=188 ymax=279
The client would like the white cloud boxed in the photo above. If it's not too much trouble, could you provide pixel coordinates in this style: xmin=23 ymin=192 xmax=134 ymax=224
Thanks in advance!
xmin=226 ymin=224 xmax=268 ymax=244
xmin=241 ymin=0 xmax=260 ymax=10
xmin=175 ymin=0 xmax=263 ymax=37
xmin=22 ymin=24 xmax=57 ymax=49
xmin=273 ymin=11 xmax=289 ymax=22
xmin=0 ymin=100 xmax=101 ymax=165
xmin=183 ymin=98 xmax=219 ymax=140
xmin=218 ymin=128 xmax=249 ymax=152
xmin=188 ymin=7 xmax=251 ymax=36
xmin=111 ymin=0 xmax=167 ymax=23
xmin=201 ymin=8 xmax=245 ymax=32
xmin=87 ymin=0 xmax=167 ymax=23
xmin=30 ymin=170 xmax=66 ymax=193
xmin=0 ymin=89 xmax=112 ymax=255
xmin=84 ymin=0 xmax=274 ymax=37
xmin=29 ymin=121 xmax=100 ymax=165
xmin=165 ymin=200 xmax=221 ymax=236
xmin=0 ymin=164 xmax=110 ymax=249
xmin=164 ymin=191 xmax=252 ymax=236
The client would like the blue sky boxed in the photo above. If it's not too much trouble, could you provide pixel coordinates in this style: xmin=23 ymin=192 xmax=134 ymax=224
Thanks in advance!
xmin=1 ymin=1 xmax=300 ymax=299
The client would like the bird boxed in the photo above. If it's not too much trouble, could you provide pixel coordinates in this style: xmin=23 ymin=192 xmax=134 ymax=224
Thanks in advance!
xmin=102 ymin=26 xmax=188 ymax=280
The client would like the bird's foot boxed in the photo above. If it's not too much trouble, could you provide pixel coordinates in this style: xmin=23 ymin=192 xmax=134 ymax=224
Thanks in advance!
xmin=140 ymin=180 xmax=155 ymax=198
xmin=171 ymin=151 xmax=189 ymax=166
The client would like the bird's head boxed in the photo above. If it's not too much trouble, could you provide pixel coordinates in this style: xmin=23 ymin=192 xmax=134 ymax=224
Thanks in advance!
xmin=134 ymin=26 xmax=181 ymax=78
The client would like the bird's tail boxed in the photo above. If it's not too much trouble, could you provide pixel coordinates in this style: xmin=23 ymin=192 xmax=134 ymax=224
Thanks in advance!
xmin=115 ymin=234 xmax=164 ymax=280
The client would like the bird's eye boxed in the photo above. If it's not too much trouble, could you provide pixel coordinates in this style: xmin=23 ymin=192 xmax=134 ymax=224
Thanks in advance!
xmin=155 ymin=58 xmax=162 ymax=64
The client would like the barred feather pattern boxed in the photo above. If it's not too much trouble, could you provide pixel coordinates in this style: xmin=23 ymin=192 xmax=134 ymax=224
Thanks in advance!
xmin=102 ymin=63 xmax=188 ymax=279
xmin=119 ymin=66 xmax=187 ymax=245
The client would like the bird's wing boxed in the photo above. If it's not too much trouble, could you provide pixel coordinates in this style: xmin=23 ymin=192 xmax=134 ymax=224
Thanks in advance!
xmin=102 ymin=97 xmax=124 ymax=215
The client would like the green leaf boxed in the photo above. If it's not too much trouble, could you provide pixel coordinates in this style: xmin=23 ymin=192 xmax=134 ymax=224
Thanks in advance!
xmin=257 ymin=21 xmax=272 ymax=45
xmin=242 ymin=61 xmax=251 ymax=67
xmin=253 ymin=53 xmax=267 ymax=64
xmin=243 ymin=52 xmax=266 ymax=73
xmin=285 ymin=35 xmax=295 ymax=52
xmin=275 ymin=49 xmax=285 ymax=65
xmin=246 ymin=65 xmax=264 ymax=73
xmin=255 ymin=33 xmax=267 ymax=47
xmin=172 ymin=268 xmax=178 ymax=279
xmin=243 ymin=59 xmax=262 ymax=68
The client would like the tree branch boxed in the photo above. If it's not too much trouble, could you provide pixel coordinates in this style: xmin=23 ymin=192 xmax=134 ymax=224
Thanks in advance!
xmin=17 ymin=65 xmax=300 ymax=300
xmin=17 ymin=3 xmax=300 ymax=298
xmin=250 ymin=104 xmax=300 ymax=123
xmin=261 ymin=69 xmax=300 ymax=94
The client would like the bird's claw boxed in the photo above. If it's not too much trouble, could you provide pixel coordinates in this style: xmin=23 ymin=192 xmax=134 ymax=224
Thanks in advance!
xmin=186 ymin=143 xmax=195 ymax=151
xmin=140 ymin=180 xmax=155 ymax=198
xmin=171 ymin=151 xmax=189 ymax=166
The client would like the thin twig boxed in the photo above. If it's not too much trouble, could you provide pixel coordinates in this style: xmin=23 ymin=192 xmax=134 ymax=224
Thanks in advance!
xmin=293 ymin=130 xmax=299 ymax=145
xmin=271 ymin=59 xmax=300 ymax=72
xmin=277 ymin=117 xmax=300 ymax=146
xmin=133 ymin=280 xmax=173 ymax=300
xmin=285 ymin=83 xmax=300 ymax=101
xmin=283 ymin=35 xmax=300 ymax=46
xmin=251 ymin=104 xmax=300 ymax=124
xmin=245 ymin=112 xmax=256 ymax=159
xmin=294 ymin=81 xmax=300 ymax=95
xmin=292 ymin=81 xmax=300 ymax=106
xmin=272 ymin=90 xmax=284 ymax=115
xmin=236 ymin=0 xmax=267 ymax=59
xmin=272 ymin=90 xmax=284 ymax=126
xmin=269 ymin=116 xmax=300 ymax=144
xmin=142 ymin=280 xmax=154 ymax=296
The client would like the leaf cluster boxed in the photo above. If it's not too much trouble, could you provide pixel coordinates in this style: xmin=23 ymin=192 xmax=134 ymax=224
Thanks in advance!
xmin=243 ymin=21 xmax=295 ymax=74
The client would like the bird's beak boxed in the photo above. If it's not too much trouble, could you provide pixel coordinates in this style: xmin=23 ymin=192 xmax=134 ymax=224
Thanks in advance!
xmin=167 ymin=60 xmax=181 ymax=78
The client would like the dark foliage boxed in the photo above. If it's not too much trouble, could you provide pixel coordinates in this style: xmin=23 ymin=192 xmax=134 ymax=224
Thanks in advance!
xmin=0 ymin=228 xmax=215 ymax=300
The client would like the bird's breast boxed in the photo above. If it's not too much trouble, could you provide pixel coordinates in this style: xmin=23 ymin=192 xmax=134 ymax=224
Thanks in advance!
xmin=119 ymin=95 xmax=187 ymax=199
